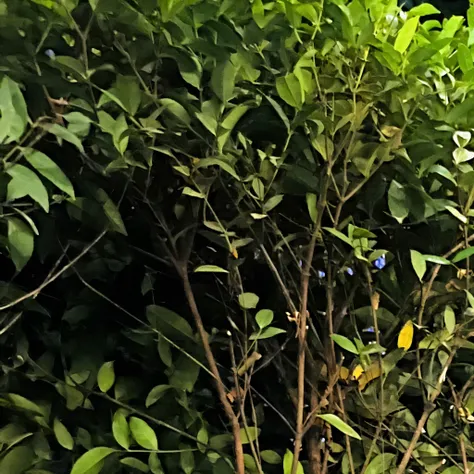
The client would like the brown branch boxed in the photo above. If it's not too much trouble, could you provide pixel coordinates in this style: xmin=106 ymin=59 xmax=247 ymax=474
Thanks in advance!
xmin=291 ymin=174 xmax=330 ymax=474
xmin=180 ymin=267 xmax=245 ymax=474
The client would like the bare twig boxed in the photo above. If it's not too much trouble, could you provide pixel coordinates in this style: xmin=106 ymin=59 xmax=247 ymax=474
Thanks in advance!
xmin=0 ymin=231 xmax=106 ymax=313
xmin=180 ymin=267 xmax=245 ymax=474
xmin=395 ymin=350 xmax=456 ymax=474
xmin=291 ymin=173 xmax=330 ymax=474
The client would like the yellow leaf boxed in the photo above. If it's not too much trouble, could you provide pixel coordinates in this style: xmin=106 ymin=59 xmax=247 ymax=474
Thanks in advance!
xmin=358 ymin=362 xmax=381 ymax=391
xmin=397 ymin=320 xmax=414 ymax=351
xmin=232 ymin=247 xmax=238 ymax=259
xmin=351 ymin=365 xmax=364 ymax=380
xmin=339 ymin=366 xmax=350 ymax=381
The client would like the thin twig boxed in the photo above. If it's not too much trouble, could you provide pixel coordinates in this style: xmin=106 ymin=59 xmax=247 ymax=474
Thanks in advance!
xmin=0 ymin=231 xmax=106 ymax=312
xmin=395 ymin=350 xmax=456 ymax=474
xmin=291 ymin=173 xmax=330 ymax=474
xmin=180 ymin=268 xmax=245 ymax=474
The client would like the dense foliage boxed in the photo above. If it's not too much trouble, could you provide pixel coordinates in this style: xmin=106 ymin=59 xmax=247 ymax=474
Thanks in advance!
xmin=2 ymin=0 xmax=474 ymax=473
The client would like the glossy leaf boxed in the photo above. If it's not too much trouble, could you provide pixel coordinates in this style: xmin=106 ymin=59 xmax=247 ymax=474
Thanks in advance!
xmin=410 ymin=250 xmax=426 ymax=282
xmin=256 ymin=309 xmax=273 ymax=329
xmin=97 ymin=361 xmax=115 ymax=393
xmin=53 ymin=418 xmax=74 ymax=450
xmin=112 ymin=410 xmax=130 ymax=450
xmin=276 ymin=73 xmax=303 ymax=109
xmin=70 ymin=447 xmax=116 ymax=474
xmin=129 ymin=417 xmax=158 ymax=450
xmin=394 ymin=16 xmax=419 ymax=53
xmin=331 ymin=335 xmax=358 ymax=354
xmin=317 ymin=414 xmax=361 ymax=439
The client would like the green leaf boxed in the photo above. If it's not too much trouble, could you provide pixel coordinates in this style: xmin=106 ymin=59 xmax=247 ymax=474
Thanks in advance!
xmin=410 ymin=250 xmax=426 ymax=282
xmin=129 ymin=417 xmax=158 ymax=450
xmin=388 ymin=180 xmax=409 ymax=223
xmin=306 ymin=193 xmax=318 ymax=223
xmin=331 ymin=335 xmax=358 ymax=354
xmin=312 ymin=135 xmax=334 ymax=161
xmin=458 ymin=44 xmax=473 ymax=74
xmin=317 ymin=414 xmax=361 ymax=440
xmin=71 ymin=447 xmax=116 ymax=474
xmin=407 ymin=4 xmax=440 ymax=17
xmin=120 ymin=457 xmax=149 ymax=472
xmin=221 ymin=104 xmax=249 ymax=130
xmin=159 ymin=98 xmax=191 ymax=125
xmin=98 ymin=111 xmax=129 ymax=154
xmin=365 ymin=453 xmax=396 ymax=474
xmin=394 ymin=16 xmax=419 ymax=53
xmin=158 ymin=336 xmax=172 ymax=367
xmin=264 ymin=94 xmax=290 ymax=131
xmin=256 ymin=309 xmax=273 ymax=329
xmin=112 ymin=410 xmax=130 ymax=450
xmin=263 ymin=194 xmax=283 ymax=212
xmin=444 ymin=306 xmax=456 ymax=334
xmin=180 ymin=449 xmax=194 ymax=474
xmin=23 ymin=148 xmax=75 ymax=198
xmin=446 ymin=205 xmax=468 ymax=224
xmin=276 ymin=73 xmax=303 ymax=109
xmin=172 ymin=50 xmax=202 ymax=89
xmin=105 ymin=76 xmax=141 ymax=116
xmin=196 ymin=158 xmax=240 ymax=181
xmin=196 ymin=99 xmax=220 ymax=135
xmin=324 ymin=228 xmax=353 ymax=246
xmin=7 ymin=164 xmax=49 ymax=212
xmin=261 ymin=450 xmax=282 ymax=464
xmin=423 ymin=255 xmax=451 ymax=265
xmin=283 ymin=450 xmax=304 ymax=474
xmin=146 ymin=305 xmax=194 ymax=340
xmin=94 ymin=188 xmax=127 ymax=235
xmin=145 ymin=385 xmax=171 ymax=408
xmin=149 ymin=452 xmax=164 ymax=474
xmin=238 ymin=292 xmax=259 ymax=309
xmin=452 ymin=247 xmax=474 ymax=263
xmin=250 ymin=327 xmax=286 ymax=340
xmin=169 ymin=355 xmax=200 ymax=392
xmin=0 ymin=446 xmax=34 ymax=474
xmin=97 ymin=361 xmax=115 ymax=393
xmin=194 ymin=265 xmax=228 ymax=273
xmin=211 ymin=61 xmax=236 ymax=103
xmin=53 ymin=419 xmax=74 ymax=450
xmin=46 ymin=123 xmax=84 ymax=153
xmin=7 ymin=217 xmax=34 ymax=272
xmin=239 ymin=427 xmax=260 ymax=444
xmin=0 ymin=76 xmax=29 ymax=144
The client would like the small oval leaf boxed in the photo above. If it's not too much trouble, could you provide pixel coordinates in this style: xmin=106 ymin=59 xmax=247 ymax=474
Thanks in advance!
xmin=129 ymin=417 xmax=158 ymax=450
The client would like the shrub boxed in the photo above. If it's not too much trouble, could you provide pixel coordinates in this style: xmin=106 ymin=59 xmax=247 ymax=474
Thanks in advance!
xmin=1 ymin=0 xmax=474 ymax=473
